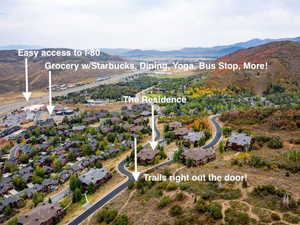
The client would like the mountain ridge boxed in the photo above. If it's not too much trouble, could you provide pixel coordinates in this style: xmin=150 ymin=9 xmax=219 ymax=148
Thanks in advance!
xmin=101 ymin=36 xmax=300 ymax=58
xmin=204 ymin=41 xmax=300 ymax=95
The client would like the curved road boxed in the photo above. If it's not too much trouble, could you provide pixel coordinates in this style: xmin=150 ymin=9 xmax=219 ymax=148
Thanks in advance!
xmin=67 ymin=115 xmax=222 ymax=225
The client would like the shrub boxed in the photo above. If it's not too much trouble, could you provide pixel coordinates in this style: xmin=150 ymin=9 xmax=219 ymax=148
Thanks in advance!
xmin=156 ymin=182 xmax=168 ymax=190
xmin=175 ymin=192 xmax=185 ymax=201
xmin=267 ymin=137 xmax=283 ymax=149
xmin=289 ymin=138 xmax=300 ymax=144
xmin=7 ymin=217 xmax=18 ymax=225
xmin=283 ymin=213 xmax=300 ymax=224
xmin=222 ymin=126 xmax=232 ymax=137
xmin=248 ymin=155 xmax=269 ymax=168
xmin=208 ymin=202 xmax=223 ymax=220
xmin=166 ymin=183 xmax=178 ymax=191
xmin=195 ymin=198 xmax=208 ymax=213
xmin=96 ymin=208 xmax=118 ymax=224
xmin=111 ymin=214 xmax=130 ymax=225
xmin=169 ymin=205 xmax=183 ymax=217
xmin=128 ymin=181 xmax=135 ymax=190
xmin=157 ymin=196 xmax=172 ymax=208
xmin=225 ymin=208 xmax=250 ymax=225
xmin=271 ymin=213 xmax=281 ymax=221
xmin=87 ymin=183 xmax=95 ymax=194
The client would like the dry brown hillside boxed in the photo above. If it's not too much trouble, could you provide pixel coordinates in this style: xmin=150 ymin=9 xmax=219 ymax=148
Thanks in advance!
xmin=204 ymin=41 xmax=300 ymax=95
xmin=0 ymin=49 xmax=124 ymax=94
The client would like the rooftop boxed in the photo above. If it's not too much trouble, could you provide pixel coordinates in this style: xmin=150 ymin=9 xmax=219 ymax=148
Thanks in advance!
xmin=228 ymin=132 xmax=252 ymax=146
xmin=79 ymin=168 xmax=109 ymax=185
xmin=18 ymin=203 xmax=63 ymax=225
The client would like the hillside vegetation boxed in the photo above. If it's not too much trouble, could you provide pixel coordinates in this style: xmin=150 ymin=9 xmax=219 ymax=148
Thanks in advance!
xmin=204 ymin=41 xmax=300 ymax=95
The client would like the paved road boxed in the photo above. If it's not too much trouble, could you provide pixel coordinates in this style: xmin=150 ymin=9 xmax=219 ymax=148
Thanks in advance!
xmin=203 ymin=115 xmax=222 ymax=149
xmin=67 ymin=115 xmax=222 ymax=225
xmin=50 ymin=187 xmax=70 ymax=203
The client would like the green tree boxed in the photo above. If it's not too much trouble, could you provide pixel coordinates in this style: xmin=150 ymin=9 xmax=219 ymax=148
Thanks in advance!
xmin=67 ymin=151 xmax=76 ymax=161
xmin=53 ymin=160 xmax=62 ymax=172
xmin=69 ymin=175 xmax=82 ymax=191
xmin=72 ymin=188 xmax=83 ymax=203
xmin=19 ymin=153 xmax=29 ymax=163
xmin=173 ymin=148 xmax=183 ymax=162
xmin=219 ymin=141 xmax=225 ymax=153
xmin=4 ymin=206 xmax=13 ymax=216
xmin=87 ymin=183 xmax=95 ymax=194
xmin=34 ymin=166 xmax=45 ymax=178
xmin=4 ymin=161 xmax=18 ymax=173
xmin=81 ymin=144 xmax=93 ymax=156
xmin=12 ymin=175 xmax=26 ymax=191
xmin=33 ymin=192 xmax=44 ymax=206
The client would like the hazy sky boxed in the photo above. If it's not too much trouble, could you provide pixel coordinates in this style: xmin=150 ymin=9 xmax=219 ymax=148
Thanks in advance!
xmin=0 ymin=0 xmax=299 ymax=49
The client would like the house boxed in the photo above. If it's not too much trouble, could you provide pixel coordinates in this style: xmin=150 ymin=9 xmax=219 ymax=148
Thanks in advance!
xmin=130 ymin=126 xmax=143 ymax=133
xmin=174 ymin=128 xmax=191 ymax=137
xmin=168 ymin=121 xmax=182 ymax=130
xmin=37 ymin=118 xmax=55 ymax=127
xmin=181 ymin=147 xmax=216 ymax=166
xmin=111 ymin=117 xmax=121 ymax=124
xmin=72 ymin=125 xmax=86 ymax=132
xmin=133 ymin=118 xmax=143 ymax=125
xmin=183 ymin=131 xmax=205 ymax=147
xmin=137 ymin=147 xmax=159 ymax=165
xmin=0 ymin=178 xmax=14 ymax=195
xmin=41 ymin=179 xmax=58 ymax=192
xmin=95 ymin=111 xmax=108 ymax=119
xmin=18 ymin=203 xmax=64 ymax=225
xmin=17 ymin=166 xmax=33 ymax=182
xmin=24 ymin=184 xmax=43 ymax=198
xmin=78 ymin=168 xmax=112 ymax=189
xmin=58 ymin=170 xmax=72 ymax=184
xmin=226 ymin=132 xmax=252 ymax=151
xmin=0 ymin=194 xmax=24 ymax=213
xmin=9 ymin=144 xmax=31 ymax=160
xmin=82 ymin=117 xmax=98 ymax=124
xmin=140 ymin=111 xmax=151 ymax=117
xmin=71 ymin=161 xmax=84 ymax=173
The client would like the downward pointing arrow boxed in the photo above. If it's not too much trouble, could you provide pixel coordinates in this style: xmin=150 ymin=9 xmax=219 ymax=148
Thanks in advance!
xmin=22 ymin=58 xmax=32 ymax=102
xmin=132 ymin=137 xmax=141 ymax=181
xmin=149 ymin=104 xmax=158 ymax=150
xmin=47 ymin=71 xmax=55 ymax=115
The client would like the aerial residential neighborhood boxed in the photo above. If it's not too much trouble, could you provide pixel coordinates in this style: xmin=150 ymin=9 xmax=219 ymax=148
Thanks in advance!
xmin=0 ymin=1 xmax=300 ymax=225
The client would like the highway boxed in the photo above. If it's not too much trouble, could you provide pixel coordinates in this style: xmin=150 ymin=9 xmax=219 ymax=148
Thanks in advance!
xmin=67 ymin=115 xmax=222 ymax=225
xmin=0 ymin=72 xmax=139 ymax=116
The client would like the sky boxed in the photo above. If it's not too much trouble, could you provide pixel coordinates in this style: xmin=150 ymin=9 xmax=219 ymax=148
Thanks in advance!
xmin=0 ymin=0 xmax=299 ymax=50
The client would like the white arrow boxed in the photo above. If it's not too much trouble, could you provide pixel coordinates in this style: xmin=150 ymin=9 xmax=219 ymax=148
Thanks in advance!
xmin=149 ymin=104 xmax=158 ymax=150
xmin=22 ymin=58 xmax=32 ymax=101
xmin=132 ymin=137 xmax=141 ymax=181
xmin=46 ymin=71 xmax=55 ymax=115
